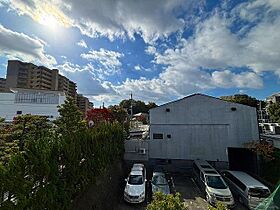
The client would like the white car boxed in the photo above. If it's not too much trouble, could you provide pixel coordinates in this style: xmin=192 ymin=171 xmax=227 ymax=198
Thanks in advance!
xmin=124 ymin=164 xmax=146 ymax=203
xmin=205 ymin=174 xmax=235 ymax=208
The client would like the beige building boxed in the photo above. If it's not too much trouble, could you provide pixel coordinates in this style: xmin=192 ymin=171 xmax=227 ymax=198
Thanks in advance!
xmin=266 ymin=93 xmax=280 ymax=105
xmin=58 ymin=74 xmax=77 ymax=99
xmin=5 ymin=60 xmax=37 ymax=89
xmin=76 ymin=94 xmax=93 ymax=115
xmin=4 ymin=60 xmax=77 ymax=99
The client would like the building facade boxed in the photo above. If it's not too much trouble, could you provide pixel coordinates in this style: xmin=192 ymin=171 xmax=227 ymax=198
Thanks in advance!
xmin=58 ymin=74 xmax=77 ymax=99
xmin=76 ymin=94 xmax=91 ymax=115
xmin=148 ymin=94 xmax=259 ymax=163
xmin=89 ymin=102 xmax=94 ymax=108
xmin=4 ymin=60 xmax=77 ymax=98
xmin=0 ymin=88 xmax=66 ymax=122
xmin=0 ymin=78 xmax=6 ymax=92
xmin=5 ymin=60 xmax=37 ymax=89
xmin=266 ymin=93 xmax=280 ymax=104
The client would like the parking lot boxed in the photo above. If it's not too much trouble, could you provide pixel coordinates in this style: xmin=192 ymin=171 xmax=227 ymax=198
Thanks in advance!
xmin=117 ymin=170 xmax=247 ymax=210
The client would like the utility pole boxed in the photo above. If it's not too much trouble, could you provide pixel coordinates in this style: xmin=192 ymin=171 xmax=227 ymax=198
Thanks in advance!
xmin=130 ymin=92 xmax=133 ymax=118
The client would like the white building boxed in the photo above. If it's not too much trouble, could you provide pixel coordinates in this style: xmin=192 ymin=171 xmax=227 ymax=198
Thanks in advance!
xmin=148 ymin=94 xmax=259 ymax=164
xmin=0 ymin=88 xmax=66 ymax=122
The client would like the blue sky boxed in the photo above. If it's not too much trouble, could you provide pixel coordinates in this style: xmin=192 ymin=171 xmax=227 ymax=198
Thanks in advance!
xmin=0 ymin=0 xmax=280 ymax=106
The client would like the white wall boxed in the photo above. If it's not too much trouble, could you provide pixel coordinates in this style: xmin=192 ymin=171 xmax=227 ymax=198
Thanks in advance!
xmin=149 ymin=94 xmax=259 ymax=162
xmin=0 ymin=92 xmax=66 ymax=122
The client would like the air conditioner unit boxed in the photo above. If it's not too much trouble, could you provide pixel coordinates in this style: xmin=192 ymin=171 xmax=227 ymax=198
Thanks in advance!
xmin=139 ymin=148 xmax=146 ymax=155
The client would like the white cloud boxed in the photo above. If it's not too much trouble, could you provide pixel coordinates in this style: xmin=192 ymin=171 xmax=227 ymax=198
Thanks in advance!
xmin=76 ymin=39 xmax=87 ymax=48
xmin=145 ymin=45 xmax=157 ymax=55
xmin=56 ymin=60 xmax=115 ymax=96
xmin=241 ymin=18 xmax=280 ymax=75
xmin=211 ymin=70 xmax=263 ymax=89
xmin=232 ymin=0 xmax=280 ymax=22
xmin=1 ymin=0 xmax=202 ymax=43
xmin=0 ymin=24 xmax=56 ymax=65
xmin=134 ymin=65 xmax=141 ymax=71
xmin=94 ymin=14 xmax=273 ymax=104
xmin=81 ymin=48 xmax=123 ymax=76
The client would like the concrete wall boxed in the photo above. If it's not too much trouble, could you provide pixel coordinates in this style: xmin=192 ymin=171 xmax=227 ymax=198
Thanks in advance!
xmin=149 ymin=94 xmax=259 ymax=162
xmin=124 ymin=139 xmax=148 ymax=161
xmin=0 ymin=91 xmax=65 ymax=122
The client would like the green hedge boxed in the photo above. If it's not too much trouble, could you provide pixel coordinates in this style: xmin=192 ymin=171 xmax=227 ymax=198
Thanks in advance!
xmin=0 ymin=122 xmax=124 ymax=209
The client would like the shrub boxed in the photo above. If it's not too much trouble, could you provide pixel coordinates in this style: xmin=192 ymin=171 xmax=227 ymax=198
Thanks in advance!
xmin=208 ymin=202 xmax=229 ymax=210
xmin=147 ymin=192 xmax=187 ymax=210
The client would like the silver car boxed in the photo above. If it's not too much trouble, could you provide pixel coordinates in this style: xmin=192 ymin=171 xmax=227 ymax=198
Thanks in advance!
xmin=151 ymin=172 xmax=170 ymax=195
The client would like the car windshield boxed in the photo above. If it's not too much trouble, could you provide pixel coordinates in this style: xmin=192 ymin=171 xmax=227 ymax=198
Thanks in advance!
xmin=249 ymin=188 xmax=270 ymax=198
xmin=206 ymin=175 xmax=228 ymax=189
xmin=128 ymin=175 xmax=143 ymax=185
xmin=152 ymin=175 xmax=168 ymax=185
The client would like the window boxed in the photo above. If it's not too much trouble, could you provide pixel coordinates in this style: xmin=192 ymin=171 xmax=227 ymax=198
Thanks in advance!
xmin=16 ymin=111 xmax=22 ymax=115
xmin=15 ymin=92 xmax=59 ymax=104
xmin=128 ymin=175 xmax=144 ymax=185
xmin=153 ymin=133 xmax=163 ymax=139
xmin=206 ymin=175 xmax=227 ymax=189
xmin=167 ymin=134 xmax=171 ymax=139
xmin=166 ymin=108 xmax=170 ymax=112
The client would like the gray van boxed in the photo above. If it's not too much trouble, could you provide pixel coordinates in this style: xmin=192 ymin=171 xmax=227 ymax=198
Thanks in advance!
xmin=221 ymin=170 xmax=270 ymax=209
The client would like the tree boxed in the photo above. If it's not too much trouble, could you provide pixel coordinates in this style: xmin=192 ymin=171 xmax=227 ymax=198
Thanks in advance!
xmin=0 ymin=98 xmax=125 ymax=208
xmin=268 ymin=102 xmax=280 ymax=123
xmin=86 ymin=108 xmax=113 ymax=125
xmin=146 ymin=102 xmax=158 ymax=110
xmin=108 ymin=105 xmax=128 ymax=123
xmin=119 ymin=99 xmax=157 ymax=114
xmin=54 ymin=97 xmax=86 ymax=135
xmin=220 ymin=94 xmax=259 ymax=107
xmin=146 ymin=192 xmax=186 ymax=210
xmin=0 ymin=115 xmax=51 ymax=164
xmin=245 ymin=141 xmax=275 ymax=160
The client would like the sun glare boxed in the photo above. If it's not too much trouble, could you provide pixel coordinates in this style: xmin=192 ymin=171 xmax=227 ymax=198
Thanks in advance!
xmin=38 ymin=14 xmax=58 ymax=29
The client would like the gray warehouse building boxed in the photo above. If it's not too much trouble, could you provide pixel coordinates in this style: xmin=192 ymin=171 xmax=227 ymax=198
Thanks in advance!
xmin=148 ymin=94 xmax=259 ymax=165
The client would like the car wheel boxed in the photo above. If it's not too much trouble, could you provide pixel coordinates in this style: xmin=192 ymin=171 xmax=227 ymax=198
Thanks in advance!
xmin=238 ymin=196 xmax=243 ymax=204
xmin=206 ymin=194 xmax=211 ymax=203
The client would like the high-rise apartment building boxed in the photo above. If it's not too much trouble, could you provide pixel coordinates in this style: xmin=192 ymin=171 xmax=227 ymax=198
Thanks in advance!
xmin=89 ymin=102 xmax=94 ymax=109
xmin=4 ymin=60 xmax=77 ymax=99
xmin=1 ymin=60 xmax=93 ymax=114
xmin=0 ymin=78 xmax=7 ymax=92
xmin=30 ymin=66 xmax=59 ymax=90
xmin=76 ymin=94 xmax=92 ymax=115
xmin=5 ymin=60 xmax=37 ymax=89
xmin=58 ymin=74 xmax=77 ymax=99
